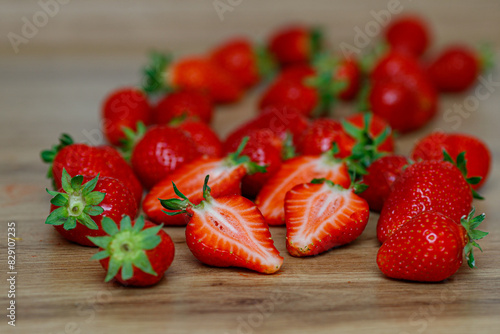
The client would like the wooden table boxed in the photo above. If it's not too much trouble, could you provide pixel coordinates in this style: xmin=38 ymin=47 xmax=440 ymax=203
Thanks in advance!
xmin=1 ymin=1 xmax=500 ymax=333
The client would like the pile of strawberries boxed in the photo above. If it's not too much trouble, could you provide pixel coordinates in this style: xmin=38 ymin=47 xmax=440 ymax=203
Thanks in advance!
xmin=41 ymin=15 xmax=492 ymax=286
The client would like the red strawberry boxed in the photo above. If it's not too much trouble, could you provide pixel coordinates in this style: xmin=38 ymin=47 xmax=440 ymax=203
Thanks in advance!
xmin=153 ymin=90 xmax=213 ymax=124
xmin=359 ymin=155 xmax=409 ymax=212
xmin=335 ymin=57 xmax=361 ymax=101
xmin=41 ymin=134 xmax=143 ymax=207
xmin=256 ymin=149 xmax=351 ymax=226
xmin=296 ymin=118 xmax=355 ymax=157
xmin=210 ymin=37 xmax=275 ymax=89
xmin=278 ymin=64 xmax=315 ymax=82
xmin=171 ymin=118 xmax=223 ymax=158
xmin=101 ymin=87 xmax=152 ymax=146
xmin=130 ymin=125 xmax=198 ymax=189
xmin=285 ymin=179 xmax=369 ymax=257
xmin=385 ymin=16 xmax=430 ymax=57
xmin=411 ymin=132 xmax=491 ymax=189
xmin=224 ymin=104 xmax=310 ymax=149
xmin=224 ymin=129 xmax=283 ymax=198
xmin=143 ymin=138 xmax=265 ymax=225
xmin=160 ymin=175 xmax=283 ymax=274
xmin=45 ymin=170 xmax=137 ymax=246
xmin=377 ymin=210 xmax=488 ymax=282
xmin=377 ymin=157 xmax=476 ymax=243
xmin=268 ymin=25 xmax=322 ymax=67
xmin=89 ymin=216 xmax=175 ymax=286
xmin=427 ymin=46 xmax=481 ymax=93
xmin=143 ymin=52 xmax=243 ymax=104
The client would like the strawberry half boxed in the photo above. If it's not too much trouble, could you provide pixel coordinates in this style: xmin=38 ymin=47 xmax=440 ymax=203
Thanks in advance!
xmin=160 ymin=176 xmax=283 ymax=274
xmin=285 ymin=179 xmax=369 ymax=257
xmin=143 ymin=137 xmax=265 ymax=225
xmin=256 ymin=147 xmax=351 ymax=226
xmin=45 ymin=169 xmax=137 ymax=246
xmin=377 ymin=209 xmax=488 ymax=282
xmin=89 ymin=215 xmax=175 ymax=286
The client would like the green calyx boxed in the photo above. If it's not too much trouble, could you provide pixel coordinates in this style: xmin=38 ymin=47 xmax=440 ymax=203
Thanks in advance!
xmin=478 ymin=43 xmax=495 ymax=73
xmin=45 ymin=169 xmax=105 ymax=231
xmin=461 ymin=207 xmax=488 ymax=269
xmin=442 ymin=150 xmax=483 ymax=200
xmin=142 ymin=51 xmax=172 ymax=95
xmin=119 ymin=121 xmax=147 ymax=161
xmin=88 ymin=216 xmax=162 ymax=282
xmin=40 ymin=133 xmax=74 ymax=180
xmin=159 ymin=174 xmax=212 ymax=216
xmin=281 ymin=132 xmax=296 ymax=161
xmin=254 ymin=45 xmax=277 ymax=81
xmin=225 ymin=137 xmax=267 ymax=175
xmin=311 ymin=177 xmax=367 ymax=194
xmin=309 ymin=27 xmax=324 ymax=59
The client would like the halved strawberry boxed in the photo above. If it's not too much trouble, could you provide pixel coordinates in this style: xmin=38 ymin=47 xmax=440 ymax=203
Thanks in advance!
xmin=143 ymin=138 xmax=265 ymax=225
xmin=160 ymin=176 xmax=283 ymax=274
xmin=285 ymin=179 xmax=369 ymax=257
xmin=255 ymin=148 xmax=351 ymax=226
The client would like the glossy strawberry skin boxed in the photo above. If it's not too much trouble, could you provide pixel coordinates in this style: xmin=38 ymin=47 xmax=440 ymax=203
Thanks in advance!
xmin=411 ymin=132 xmax=491 ymax=189
xmin=359 ymin=155 xmax=409 ymax=212
xmin=377 ymin=160 xmax=472 ymax=243
xmin=52 ymin=144 xmax=143 ymax=207
xmin=224 ymin=105 xmax=310 ymax=149
xmin=131 ymin=125 xmax=199 ymax=189
xmin=170 ymin=57 xmax=243 ymax=104
xmin=51 ymin=176 xmax=137 ymax=246
xmin=268 ymin=25 xmax=319 ymax=66
xmin=176 ymin=119 xmax=223 ymax=158
xmin=185 ymin=195 xmax=284 ymax=274
xmin=296 ymin=119 xmax=355 ymax=157
xmin=385 ymin=16 xmax=430 ymax=57
xmin=143 ymin=158 xmax=246 ymax=225
xmin=102 ymin=88 xmax=152 ymax=146
xmin=427 ymin=46 xmax=479 ymax=92
xmin=100 ymin=221 xmax=175 ymax=286
xmin=336 ymin=57 xmax=361 ymax=101
xmin=285 ymin=182 xmax=369 ymax=257
xmin=210 ymin=38 xmax=260 ymax=89
xmin=153 ymin=90 xmax=213 ymax=124
xmin=377 ymin=211 xmax=466 ymax=282
xmin=256 ymin=155 xmax=351 ymax=226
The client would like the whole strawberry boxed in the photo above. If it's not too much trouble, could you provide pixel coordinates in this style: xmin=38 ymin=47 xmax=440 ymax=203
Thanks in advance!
xmin=41 ymin=134 xmax=143 ymax=207
xmin=285 ymin=179 xmax=369 ymax=257
xmin=377 ymin=155 xmax=476 ymax=243
xmin=45 ymin=169 xmax=137 ymax=246
xmin=385 ymin=15 xmax=430 ymax=57
xmin=153 ymin=90 xmax=213 ymax=124
xmin=296 ymin=118 xmax=354 ymax=157
xmin=170 ymin=117 xmax=223 ymax=158
xmin=89 ymin=215 xmax=175 ymax=286
xmin=160 ymin=175 xmax=283 ymax=274
xmin=335 ymin=56 xmax=361 ymax=101
xmin=130 ymin=125 xmax=199 ymax=189
xmin=377 ymin=210 xmax=488 ymax=282
xmin=101 ymin=87 xmax=152 ymax=147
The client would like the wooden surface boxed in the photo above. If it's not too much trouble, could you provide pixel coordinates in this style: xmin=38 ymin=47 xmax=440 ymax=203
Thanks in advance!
xmin=1 ymin=1 xmax=500 ymax=333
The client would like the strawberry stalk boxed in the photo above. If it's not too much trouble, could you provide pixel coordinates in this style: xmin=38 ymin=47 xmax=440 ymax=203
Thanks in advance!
xmin=461 ymin=207 xmax=488 ymax=268
xmin=442 ymin=150 xmax=484 ymax=200
xmin=160 ymin=175 xmax=212 ymax=216
xmin=45 ymin=169 xmax=105 ymax=230
xmin=88 ymin=215 xmax=162 ymax=282
xmin=224 ymin=137 xmax=267 ymax=175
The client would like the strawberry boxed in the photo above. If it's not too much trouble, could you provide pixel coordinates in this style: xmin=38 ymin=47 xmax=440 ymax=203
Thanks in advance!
xmin=377 ymin=210 xmax=488 ymax=282
xmin=278 ymin=64 xmax=315 ymax=82
xmin=88 ymin=215 xmax=175 ymax=286
xmin=411 ymin=132 xmax=491 ymax=189
xmin=45 ymin=169 xmax=137 ymax=246
xmin=255 ymin=148 xmax=351 ymax=226
xmin=377 ymin=155 xmax=477 ymax=243
xmin=142 ymin=52 xmax=243 ymax=104
xmin=335 ymin=57 xmax=361 ymax=101
xmin=153 ymin=90 xmax=213 ymax=125
xmin=101 ymin=87 xmax=152 ymax=147
xmin=296 ymin=118 xmax=355 ymax=157
xmin=143 ymin=138 xmax=265 ymax=225
xmin=41 ymin=134 xmax=143 ymax=207
xmin=130 ymin=125 xmax=199 ymax=189
xmin=224 ymin=104 xmax=310 ymax=149
xmin=210 ymin=37 xmax=275 ymax=89
xmin=224 ymin=129 xmax=283 ymax=198
xmin=170 ymin=117 xmax=223 ymax=158
xmin=385 ymin=16 xmax=430 ymax=57
xmin=268 ymin=25 xmax=322 ymax=67
xmin=427 ymin=46 xmax=483 ymax=93
xmin=285 ymin=179 xmax=369 ymax=257
xmin=160 ymin=175 xmax=283 ymax=274
xmin=359 ymin=155 xmax=409 ymax=212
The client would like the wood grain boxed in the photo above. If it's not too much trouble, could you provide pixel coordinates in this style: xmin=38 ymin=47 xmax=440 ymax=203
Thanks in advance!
xmin=1 ymin=1 xmax=500 ymax=333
